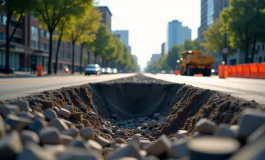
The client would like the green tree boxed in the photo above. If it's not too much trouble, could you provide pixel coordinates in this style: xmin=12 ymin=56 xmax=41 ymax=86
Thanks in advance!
xmin=64 ymin=6 xmax=101 ymax=74
xmin=166 ymin=46 xmax=181 ymax=70
xmin=86 ymin=24 xmax=112 ymax=64
xmin=0 ymin=0 xmax=33 ymax=73
xmin=33 ymin=0 xmax=91 ymax=74
xmin=221 ymin=0 xmax=265 ymax=63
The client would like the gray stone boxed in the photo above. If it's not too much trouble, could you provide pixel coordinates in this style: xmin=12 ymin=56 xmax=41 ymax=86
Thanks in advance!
xmin=238 ymin=109 xmax=265 ymax=138
xmin=192 ymin=132 xmax=209 ymax=138
xmin=5 ymin=114 xmax=31 ymax=131
xmin=116 ymin=129 xmax=125 ymax=135
xmin=141 ymin=123 xmax=147 ymax=128
xmin=57 ymin=146 xmax=103 ymax=160
xmin=61 ymin=119 xmax=73 ymax=128
xmin=59 ymin=108 xmax=71 ymax=119
xmin=87 ymin=140 xmax=103 ymax=153
xmin=48 ymin=118 xmax=69 ymax=132
xmin=0 ymin=131 xmax=22 ymax=159
xmin=33 ymin=111 xmax=45 ymax=120
xmin=144 ymin=156 xmax=160 ymax=160
xmin=43 ymin=145 xmax=65 ymax=155
xmin=169 ymin=138 xmax=189 ymax=158
xmin=188 ymin=137 xmax=240 ymax=160
xmin=18 ymin=112 xmax=35 ymax=120
xmin=139 ymin=139 xmax=152 ymax=149
xmin=61 ymin=134 xmax=73 ymax=146
xmin=54 ymin=107 xmax=60 ymax=113
xmin=147 ymin=120 xmax=158 ymax=129
xmin=9 ymin=101 xmax=31 ymax=112
xmin=230 ymin=136 xmax=265 ymax=160
xmin=0 ymin=116 xmax=6 ymax=137
xmin=143 ymin=129 xmax=152 ymax=134
xmin=65 ymin=105 xmax=74 ymax=113
xmin=144 ymin=135 xmax=171 ymax=156
xmin=111 ymin=126 xmax=119 ymax=132
xmin=248 ymin=124 xmax=265 ymax=143
xmin=64 ymin=128 xmax=80 ymax=137
xmin=0 ymin=104 xmax=19 ymax=118
xmin=177 ymin=130 xmax=189 ymax=136
xmin=17 ymin=142 xmax=56 ymax=160
xmin=195 ymin=118 xmax=217 ymax=134
xmin=21 ymin=130 xmax=40 ymax=145
xmin=104 ymin=147 xmax=115 ymax=157
xmin=230 ymin=125 xmax=239 ymax=135
xmin=80 ymin=127 xmax=95 ymax=140
xmin=28 ymin=118 xmax=47 ymax=133
xmin=69 ymin=137 xmax=88 ymax=149
xmin=106 ymin=128 xmax=114 ymax=135
xmin=96 ymin=135 xmax=111 ymax=147
xmin=70 ymin=112 xmax=83 ymax=122
xmin=159 ymin=117 xmax=167 ymax=125
xmin=108 ymin=143 xmax=142 ymax=160
xmin=135 ymin=128 xmax=142 ymax=133
xmin=214 ymin=125 xmax=236 ymax=138
xmin=44 ymin=108 xmax=57 ymax=121
xmin=39 ymin=127 xmax=61 ymax=144
xmin=40 ymin=100 xmax=54 ymax=109
xmin=115 ymin=138 xmax=127 ymax=144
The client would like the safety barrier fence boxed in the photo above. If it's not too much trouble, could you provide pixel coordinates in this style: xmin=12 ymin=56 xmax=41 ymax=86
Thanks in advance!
xmin=218 ymin=63 xmax=265 ymax=79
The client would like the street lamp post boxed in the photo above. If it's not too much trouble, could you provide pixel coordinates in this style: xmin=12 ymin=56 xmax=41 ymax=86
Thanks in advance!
xmin=223 ymin=26 xmax=228 ymax=64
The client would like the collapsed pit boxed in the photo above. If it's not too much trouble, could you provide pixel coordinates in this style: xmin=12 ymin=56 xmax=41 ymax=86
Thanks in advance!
xmin=1 ymin=74 xmax=263 ymax=137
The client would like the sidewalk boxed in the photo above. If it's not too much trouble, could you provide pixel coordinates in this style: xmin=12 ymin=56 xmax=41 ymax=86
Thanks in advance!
xmin=0 ymin=71 xmax=82 ymax=78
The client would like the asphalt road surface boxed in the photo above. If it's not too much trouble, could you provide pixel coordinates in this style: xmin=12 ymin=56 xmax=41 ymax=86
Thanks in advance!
xmin=0 ymin=73 xmax=136 ymax=100
xmin=144 ymin=73 xmax=265 ymax=105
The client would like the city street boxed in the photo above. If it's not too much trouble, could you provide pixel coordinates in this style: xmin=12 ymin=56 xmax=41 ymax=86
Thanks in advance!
xmin=144 ymin=73 xmax=265 ymax=105
xmin=0 ymin=73 xmax=136 ymax=100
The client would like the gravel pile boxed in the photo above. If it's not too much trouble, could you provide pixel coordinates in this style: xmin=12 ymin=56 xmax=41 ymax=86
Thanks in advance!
xmin=0 ymin=75 xmax=265 ymax=159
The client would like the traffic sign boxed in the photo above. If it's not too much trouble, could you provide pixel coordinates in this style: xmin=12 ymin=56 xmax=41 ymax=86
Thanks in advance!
xmin=222 ymin=48 xmax=228 ymax=54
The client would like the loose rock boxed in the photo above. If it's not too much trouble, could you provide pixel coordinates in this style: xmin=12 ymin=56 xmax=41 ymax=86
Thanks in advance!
xmin=5 ymin=114 xmax=31 ymax=131
xmin=9 ymin=101 xmax=31 ymax=112
xmin=0 ymin=131 xmax=22 ymax=159
xmin=80 ymin=127 xmax=95 ymax=140
xmin=65 ymin=105 xmax=74 ymax=113
xmin=21 ymin=130 xmax=40 ymax=145
xmin=39 ymin=127 xmax=61 ymax=144
xmin=144 ymin=135 xmax=171 ymax=156
xmin=44 ymin=109 xmax=57 ymax=121
xmin=48 ymin=118 xmax=69 ymax=132
xmin=195 ymin=118 xmax=217 ymax=134
xmin=28 ymin=118 xmax=47 ymax=133
xmin=147 ymin=120 xmax=158 ymax=129
xmin=59 ymin=108 xmax=71 ymax=119
xmin=70 ymin=112 xmax=83 ymax=122
xmin=0 ymin=104 xmax=19 ymax=118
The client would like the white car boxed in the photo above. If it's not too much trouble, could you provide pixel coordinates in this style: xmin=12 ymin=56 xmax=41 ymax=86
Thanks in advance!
xmin=84 ymin=64 xmax=101 ymax=76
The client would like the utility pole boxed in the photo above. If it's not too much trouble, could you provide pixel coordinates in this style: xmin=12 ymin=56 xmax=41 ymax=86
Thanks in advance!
xmin=224 ymin=26 xmax=228 ymax=64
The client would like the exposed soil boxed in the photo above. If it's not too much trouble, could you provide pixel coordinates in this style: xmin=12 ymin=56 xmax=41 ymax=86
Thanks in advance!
xmin=1 ymin=74 xmax=264 ymax=137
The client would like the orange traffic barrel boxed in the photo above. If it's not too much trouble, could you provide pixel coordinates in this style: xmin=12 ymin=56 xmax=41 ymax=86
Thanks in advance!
xmin=174 ymin=70 xmax=180 ymax=75
xmin=236 ymin=65 xmax=243 ymax=77
xmin=231 ymin=66 xmax=237 ymax=77
xmin=37 ymin=65 xmax=43 ymax=76
xmin=242 ymin=64 xmax=250 ymax=78
xmin=257 ymin=63 xmax=265 ymax=79
xmin=228 ymin=66 xmax=232 ymax=77
xmin=218 ymin=65 xmax=228 ymax=78
xmin=249 ymin=63 xmax=258 ymax=78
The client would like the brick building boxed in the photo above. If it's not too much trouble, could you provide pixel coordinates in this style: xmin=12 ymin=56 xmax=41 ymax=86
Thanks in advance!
xmin=0 ymin=14 xmax=84 ymax=72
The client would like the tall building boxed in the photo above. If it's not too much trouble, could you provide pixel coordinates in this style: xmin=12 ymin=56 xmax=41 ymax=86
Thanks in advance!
xmin=98 ymin=6 xmax=112 ymax=31
xmin=113 ymin=30 xmax=130 ymax=51
xmin=161 ymin=43 xmax=165 ymax=55
xmin=150 ymin=54 xmax=161 ymax=64
xmin=0 ymin=14 xmax=83 ymax=71
xmin=132 ymin=55 xmax=138 ymax=65
xmin=167 ymin=20 xmax=191 ymax=52
xmin=198 ymin=0 xmax=229 ymax=42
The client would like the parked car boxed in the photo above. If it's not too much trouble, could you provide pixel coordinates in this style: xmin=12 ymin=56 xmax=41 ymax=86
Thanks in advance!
xmin=102 ymin=67 xmax=112 ymax=74
xmin=0 ymin=65 xmax=14 ymax=74
xmin=111 ymin=68 xmax=118 ymax=74
xmin=84 ymin=64 xmax=101 ymax=76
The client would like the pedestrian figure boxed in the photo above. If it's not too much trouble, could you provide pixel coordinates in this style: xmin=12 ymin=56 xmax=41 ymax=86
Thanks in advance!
xmin=31 ymin=62 xmax=36 ymax=74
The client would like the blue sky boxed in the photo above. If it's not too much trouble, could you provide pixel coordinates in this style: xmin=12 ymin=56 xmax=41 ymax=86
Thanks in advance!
xmin=97 ymin=0 xmax=201 ymax=70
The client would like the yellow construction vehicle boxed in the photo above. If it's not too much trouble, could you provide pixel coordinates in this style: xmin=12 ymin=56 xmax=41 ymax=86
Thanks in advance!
xmin=180 ymin=50 xmax=214 ymax=76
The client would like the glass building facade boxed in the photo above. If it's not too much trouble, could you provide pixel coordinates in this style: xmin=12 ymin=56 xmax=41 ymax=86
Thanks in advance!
xmin=207 ymin=0 xmax=214 ymax=26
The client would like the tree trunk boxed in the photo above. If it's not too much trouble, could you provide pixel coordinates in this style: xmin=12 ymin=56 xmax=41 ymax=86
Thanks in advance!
xmin=5 ymin=14 xmax=10 ymax=74
xmin=71 ymin=42 xmax=75 ymax=74
xmin=79 ymin=43 xmax=84 ymax=74
xmin=250 ymin=39 xmax=256 ymax=63
xmin=245 ymin=38 xmax=249 ymax=63
xmin=48 ymin=30 xmax=53 ymax=75
xmin=94 ymin=54 xmax=97 ymax=64
xmin=55 ymin=32 xmax=63 ymax=74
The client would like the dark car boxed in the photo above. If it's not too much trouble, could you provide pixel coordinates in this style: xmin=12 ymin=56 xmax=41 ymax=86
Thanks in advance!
xmin=84 ymin=64 xmax=101 ymax=76
xmin=0 ymin=65 xmax=15 ymax=74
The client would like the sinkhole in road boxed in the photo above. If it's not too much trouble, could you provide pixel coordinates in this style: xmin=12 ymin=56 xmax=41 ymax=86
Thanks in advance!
xmin=90 ymin=83 xmax=183 ymax=120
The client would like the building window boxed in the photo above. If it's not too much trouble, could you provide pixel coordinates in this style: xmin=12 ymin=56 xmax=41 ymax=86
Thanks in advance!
xmin=0 ymin=15 xmax=7 ymax=25
xmin=31 ymin=40 xmax=38 ymax=49
xmin=0 ymin=32 xmax=6 ymax=40
xmin=257 ymin=45 xmax=260 ymax=52
xmin=40 ymin=30 xmax=50 ymax=39
xmin=262 ymin=44 xmax=265 ymax=51
xmin=31 ymin=26 xmax=39 ymax=36
xmin=259 ymin=57 xmax=262 ymax=63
